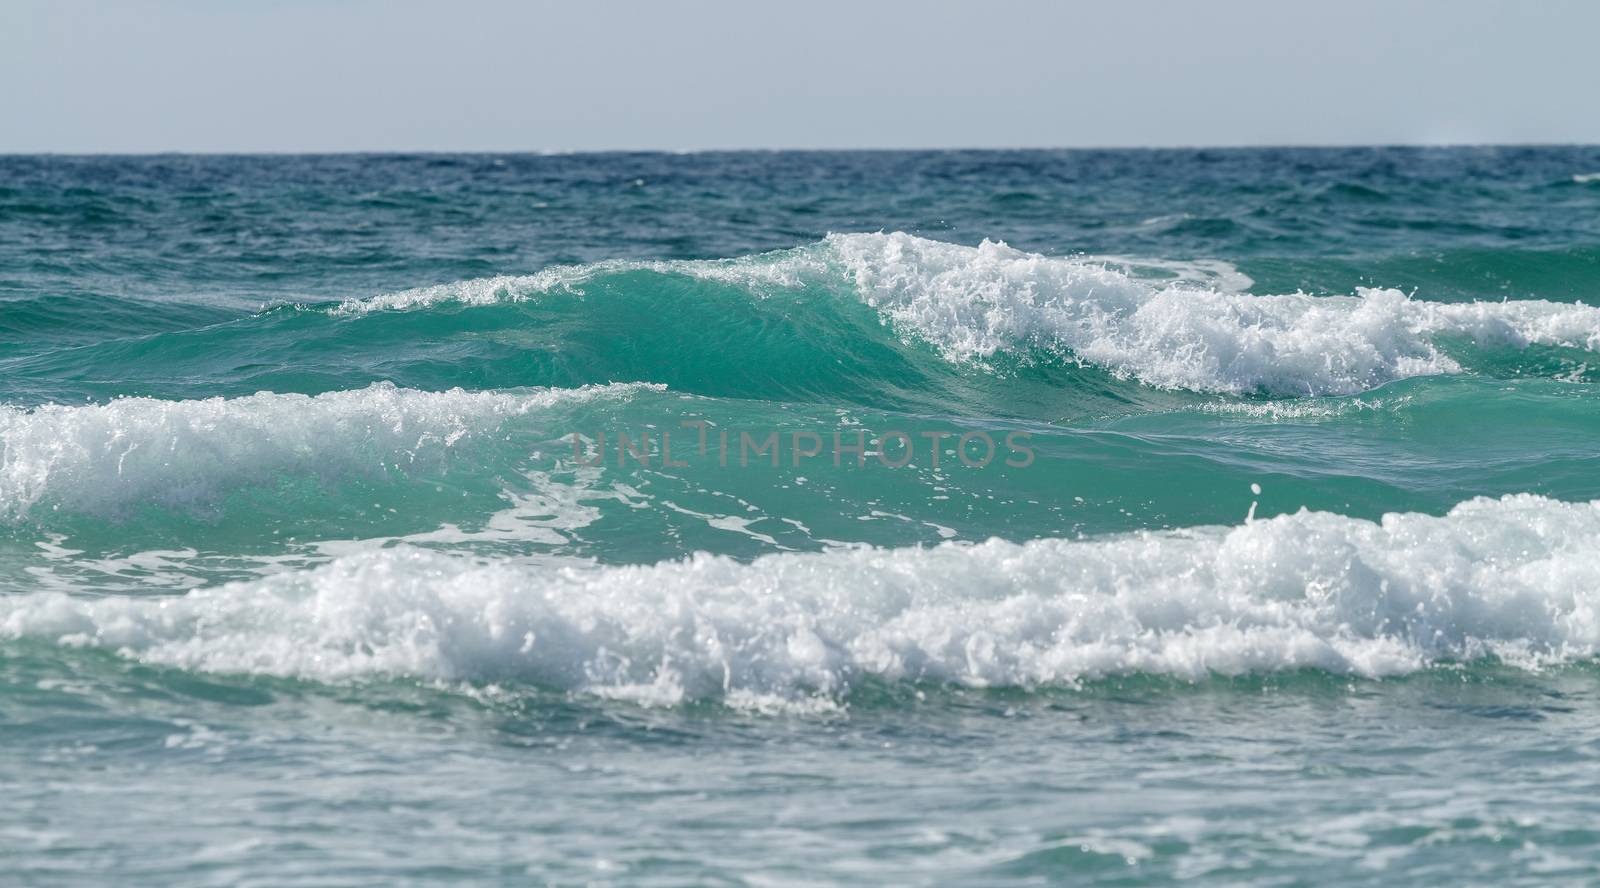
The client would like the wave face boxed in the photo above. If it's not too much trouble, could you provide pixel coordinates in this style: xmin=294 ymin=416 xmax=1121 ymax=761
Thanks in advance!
xmin=10 ymin=233 xmax=1600 ymax=413
xmin=317 ymin=231 xmax=1600 ymax=398
xmin=6 ymin=494 xmax=1598 ymax=709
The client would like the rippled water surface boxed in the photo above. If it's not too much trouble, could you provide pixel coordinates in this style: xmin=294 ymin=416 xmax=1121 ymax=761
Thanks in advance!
xmin=5 ymin=148 xmax=1600 ymax=884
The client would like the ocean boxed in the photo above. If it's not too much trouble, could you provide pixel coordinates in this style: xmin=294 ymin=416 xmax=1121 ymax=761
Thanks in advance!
xmin=5 ymin=147 xmax=1600 ymax=884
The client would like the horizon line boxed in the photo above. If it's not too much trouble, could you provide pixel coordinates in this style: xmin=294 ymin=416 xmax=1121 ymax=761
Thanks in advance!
xmin=4 ymin=141 xmax=1599 ymax=158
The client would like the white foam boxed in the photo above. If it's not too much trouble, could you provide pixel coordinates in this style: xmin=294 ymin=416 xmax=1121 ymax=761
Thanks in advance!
xmin=335 ymin=233 xmax=1600 ymax=396
xmin=1085 ymin=254 xmax=1256 ymax=293
xmin=0 ymin=382 xmax=659 ymax=520
xmin=7 ymin=494 xmax=1600 ymax=709
xmin=1195 ymin=396 xmax=1398 ymax=420
xmin=831 ymin=232 xmax=1600 ymax=396
xmin=332 ymin=250 xmax=818 ymax=316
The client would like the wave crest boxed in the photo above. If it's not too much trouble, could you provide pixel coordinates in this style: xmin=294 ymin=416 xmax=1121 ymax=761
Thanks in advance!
xmin=0 ymin=382 xmax=657 ymax=520
xmin=7 ymin=494 xmax=1599 ymax=709
xmin=833 ymin=232 xmax=1600 ymax=396
xmin=334 ymin=233 xmax=1600 ymax=397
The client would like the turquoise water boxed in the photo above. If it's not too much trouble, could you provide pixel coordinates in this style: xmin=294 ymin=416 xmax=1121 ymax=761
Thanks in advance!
xmin=6 ymin=148 xmax=1600 ymax=884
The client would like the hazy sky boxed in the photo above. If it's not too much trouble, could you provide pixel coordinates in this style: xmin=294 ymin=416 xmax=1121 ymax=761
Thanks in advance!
xmin=4 ymin=0 xmax=1597 ymax=153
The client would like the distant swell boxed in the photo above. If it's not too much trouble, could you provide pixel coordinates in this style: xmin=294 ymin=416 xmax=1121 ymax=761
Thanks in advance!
xmin=6 ymin=493 xmax=1599 ymax=709
xmin=335 ymin=232 xmax=1600 ymax=397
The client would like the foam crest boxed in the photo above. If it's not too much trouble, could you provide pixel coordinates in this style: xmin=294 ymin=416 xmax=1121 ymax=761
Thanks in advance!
xmin=0 ymin=382 xmax=657 ymax=520
xmin=332 ymin=250 xmax=820 ymax=315
xmin=831 ymin=232 xmax=1600 ymax=395
xmin=7 ymin=494 xmax=1600 ymax=709
xmin=335 ymin=233 xmax=1600 ymax=396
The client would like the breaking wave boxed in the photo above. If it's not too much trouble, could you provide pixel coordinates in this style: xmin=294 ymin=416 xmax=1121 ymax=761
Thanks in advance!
xmin=7 ymin=493 xmax=1599 ymax=710
xmin=335 ymin=232 xmax=1600 ymax=397
xmin=0 ymin=382 xmax=658 ymax=520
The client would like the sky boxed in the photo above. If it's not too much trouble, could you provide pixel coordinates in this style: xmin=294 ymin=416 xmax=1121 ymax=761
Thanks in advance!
xmin=3 ymin=0 xmax=1597 ymax=153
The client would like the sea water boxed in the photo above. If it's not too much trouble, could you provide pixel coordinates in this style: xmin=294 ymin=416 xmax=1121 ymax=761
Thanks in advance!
xmin=5 ymin=148 xmax=1600 ymax=884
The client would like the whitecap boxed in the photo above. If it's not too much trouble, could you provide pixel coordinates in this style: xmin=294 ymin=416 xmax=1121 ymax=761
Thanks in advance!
xmin=333 ymin=232 xmax=1600 ymax=397
xmin=0 ymin=382 xmax=660 ymax=520
xmin=831 ymin=232 xmax=1600 ymax=396
xmin=7 ymin=493 xmax=1600 ymax=709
